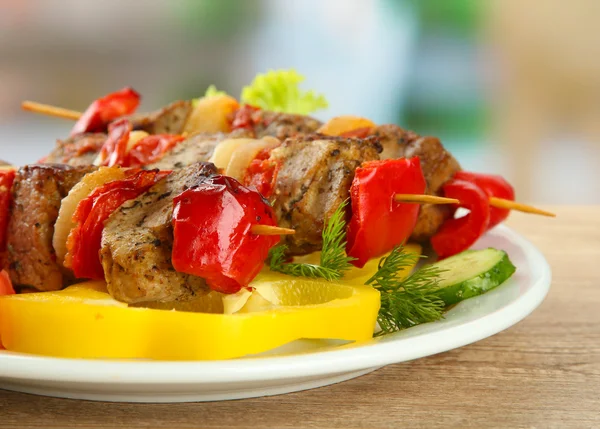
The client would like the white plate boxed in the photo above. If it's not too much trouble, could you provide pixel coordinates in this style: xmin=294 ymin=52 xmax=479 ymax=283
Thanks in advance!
xmin=0 ymin=225 xmax=551 ymax=403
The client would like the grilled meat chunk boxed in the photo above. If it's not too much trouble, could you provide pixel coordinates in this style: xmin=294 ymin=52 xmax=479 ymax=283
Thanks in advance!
xmin=6 ymin=164 xmax=96 ymax=291
xmin=251 ymin=111 xmax=322 ymax=140
xmin=404 ymin=136 xmax=462 ymax=242
xmin=127 ymin=100 xmax=193 ymax=135
xmin=100 ymin=162 xmax=217 ymax=304
xmin=404 ymin=136 xmax=461 ymax=195
xmin=44 ymin=133 xmax=106 ymax=166
xmin=373 ymin=124 xmax=419 ymax=160
xmin=271 ymin=135 xmax=381 ymax=255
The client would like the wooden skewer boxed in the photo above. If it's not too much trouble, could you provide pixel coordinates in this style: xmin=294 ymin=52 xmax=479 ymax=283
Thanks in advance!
xmin=489 ymin=197 xmax=556 ymax=217
xmin=395 ymin=193 xmax=556 ymax=217
xmin=21 ymin=101 xmax=82 ymax=121
xmin=250 ymin=225 xmax=296 ymax=236
xmin=394 ymin=194 xmax=460 ymax=205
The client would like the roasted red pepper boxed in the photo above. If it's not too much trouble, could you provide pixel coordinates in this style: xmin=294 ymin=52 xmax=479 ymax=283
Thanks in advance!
xmin=172 ymin=175 xmax=280 ymax=294
xmin=346 ymin=158 xmax=426 ymax=268
xmin=0 ymin=170 xmax=16 ymax=255
xmin=453 ymin=171 xmax=515 ymax=229
xmin=97 ymin=118 xmax=132 ymax=167
xmin=244 ymin=148 xmax=280 ymax=198
xmin=431 ymin=179 xmax=490 ymax=259
xmin=70 ymin=87 xmax=140 ymax=136
xmin=126 ymin=134 xmax=185 ymax=168
xmin=66 ymin=170 xmax=170 ymax=280
xmin=0 ymin=270 xmax=14 ymax=296
xmin=229 ymin=104 xmax=262 ymax=133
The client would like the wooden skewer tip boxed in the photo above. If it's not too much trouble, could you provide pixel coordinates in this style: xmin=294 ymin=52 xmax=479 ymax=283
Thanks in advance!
xmin=489 ymin=197 xmax=556 ymax=217
xmin=21 ymin=101 xmax=82 ymax=121
xmin=251 ymin=225 xmax=296 ymax=236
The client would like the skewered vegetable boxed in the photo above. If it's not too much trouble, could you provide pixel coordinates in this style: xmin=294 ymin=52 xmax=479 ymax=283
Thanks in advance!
xmin=70 ymin=87 xmax=140 ymax=137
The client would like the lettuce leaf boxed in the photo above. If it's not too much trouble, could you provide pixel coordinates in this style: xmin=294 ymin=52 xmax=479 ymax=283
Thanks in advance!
xmin=240 ymin=69 xmax=328 ymax=115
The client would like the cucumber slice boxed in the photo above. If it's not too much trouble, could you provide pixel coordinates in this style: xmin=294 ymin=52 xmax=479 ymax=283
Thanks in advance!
xmin=429 ymin=248 xmax=516 ymax=306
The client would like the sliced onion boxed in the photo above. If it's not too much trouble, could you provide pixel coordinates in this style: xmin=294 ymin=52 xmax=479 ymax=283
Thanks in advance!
xmin=224 ymin=137 xmax=280 ymax=181
xmin=53 ymin=167 xmax=126 ymax=267
xmin=208 ymin=138 xmax=256 ymax=171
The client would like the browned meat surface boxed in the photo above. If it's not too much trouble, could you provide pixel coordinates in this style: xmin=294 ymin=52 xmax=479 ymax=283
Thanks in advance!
xmin=372 ymin=124 xmax=419 ymax=160
xmin=145 ymin=130 xmax=252 ymax=170
xmin=251 ymin=111 xmax=322 ymax=140
xmin=44 ymin=133 xmax=106 ymax=166
xmin=127 ymin=100 xmax=193 ymax=135
xmin=404 ymin=136 xmax=461 ymax=194
xmin=100 ymin=162 xmax=217 ymax=304
xmin=6 ymin=164 xmax=96 ymax=291
xmin=404 ymin=136 xmax=462 ymax=242
xmin=270 ymin=135 xmax=381 ymax=255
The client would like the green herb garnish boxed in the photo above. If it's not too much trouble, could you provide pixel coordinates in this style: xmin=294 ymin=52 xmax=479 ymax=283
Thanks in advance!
xmin=269 ymin=201 xmax=354 ymax=281
xmin=366 ymin=246 xmax=446 ymax=335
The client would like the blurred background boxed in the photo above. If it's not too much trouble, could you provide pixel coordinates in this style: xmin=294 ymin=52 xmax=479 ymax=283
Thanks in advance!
xmin=0 ymin=0 xmax=598 ymax=203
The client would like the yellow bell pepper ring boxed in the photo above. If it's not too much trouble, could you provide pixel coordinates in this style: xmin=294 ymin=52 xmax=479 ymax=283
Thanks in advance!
xmin=0 ymin=279 xmax=381 ymax=361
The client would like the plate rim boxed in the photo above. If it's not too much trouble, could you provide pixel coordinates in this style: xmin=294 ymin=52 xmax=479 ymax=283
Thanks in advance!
xmin=0 ymin=224 xmax=551 ymax=385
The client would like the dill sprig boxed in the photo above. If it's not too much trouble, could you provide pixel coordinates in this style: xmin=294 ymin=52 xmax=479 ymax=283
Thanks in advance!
xmin=366 ymin=246 xmax=446 ymax=335
xmin=268 ymin=201 xmax=355 ymax=281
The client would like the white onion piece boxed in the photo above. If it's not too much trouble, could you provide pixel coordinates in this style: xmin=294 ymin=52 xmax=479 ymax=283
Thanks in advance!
xmin=224 ymin=137 xmax=280 ymax=182
xmin=53 ymin=167 xmax=125 ymax=267
xmin=208 ymin=138 xmax=256 ymax=170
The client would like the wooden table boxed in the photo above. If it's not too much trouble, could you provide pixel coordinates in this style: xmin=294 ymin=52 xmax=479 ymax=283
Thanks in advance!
xmin=1 ymin=206 xmax=598 ymax=428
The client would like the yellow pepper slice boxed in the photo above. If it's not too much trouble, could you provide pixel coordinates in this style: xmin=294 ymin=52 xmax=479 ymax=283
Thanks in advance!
xmin=0 ymin=277 xmax=380 ymax=361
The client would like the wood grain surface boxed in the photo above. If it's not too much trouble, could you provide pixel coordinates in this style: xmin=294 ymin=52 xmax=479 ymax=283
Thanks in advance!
xmin=0 ymin=206 xmax=598 ymax=429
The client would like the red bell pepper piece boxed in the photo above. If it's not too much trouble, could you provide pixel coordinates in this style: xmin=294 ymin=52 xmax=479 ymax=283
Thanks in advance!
xmin=126 ymin=134 xmax=185 ymax=168
xmin=66 ymin=170 xmax=170 ymax=280
xmin=453 ymin=171 xmax=515 ymax=229
xmin=70 ymin=87 xmax=140 ymax=136
xmin=346 ymin=157 xmax=426 ymax=268
xmin=0 ymin=170 xmax=16 ymax=255
xmin=229 ymin=104 xmax=262 ymax=133
xmin=96 ymin=118 xmax=132 ymax=167
xmin=243 ymin=148 xmax=280 ymax=198
xmin=0 ymin=270 xmax=15 ymax=296
xmin=172 ymin=175 xmax=280 ymax=294
xmin=430 ymin=179 xmax=490 ymax=259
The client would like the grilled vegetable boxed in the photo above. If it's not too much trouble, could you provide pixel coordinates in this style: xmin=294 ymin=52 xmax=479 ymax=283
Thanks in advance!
xmin=53 ymin=167 xmax=126 ymax=266
xmin=71 ymin=87 xmax=140 ymax=136
xmin=431 ymin=180 xmax=490 ymax=259
xmin=453 ymin=171 xmax=515 ymax=229
xmin=347 ymin=158 xmax=426 ymax=268
xmin=0 ymin=170 xmax=15 ymax=255
xmin=172 ymin=175 xmax=280 ymax=294
xmin=65 ymin=170 xmax=170 ymax=280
